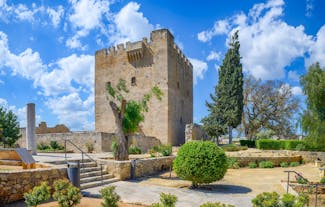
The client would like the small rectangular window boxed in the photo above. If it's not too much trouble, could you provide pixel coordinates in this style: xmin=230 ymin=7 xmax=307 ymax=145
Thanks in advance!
xmin=131 ymin=77 xmax=136 ymax=86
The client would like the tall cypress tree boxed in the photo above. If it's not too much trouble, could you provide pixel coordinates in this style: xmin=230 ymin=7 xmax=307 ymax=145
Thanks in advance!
xmin=216 ymin=31 xmax=243 ymax=143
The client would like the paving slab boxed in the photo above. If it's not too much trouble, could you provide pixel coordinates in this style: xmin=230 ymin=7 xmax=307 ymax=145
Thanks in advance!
xmin=82 ymin=181 xmax=253 ymax=207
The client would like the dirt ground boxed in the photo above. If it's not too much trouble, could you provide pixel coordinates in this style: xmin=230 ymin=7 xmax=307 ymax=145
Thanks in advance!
xmin=0 ymin=165 xmax=23 ymax=170
xmin=138 ymin=163 xmax=321 ymax=196
xmin=5 ymin=198 xmax=149 ymax=207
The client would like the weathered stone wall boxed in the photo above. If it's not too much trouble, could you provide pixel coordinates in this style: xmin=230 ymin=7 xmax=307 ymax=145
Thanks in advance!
xmin=95 ymin=29 xmax=193 ymax=146
xmin=0 ymin=166 xmax=67 ymax=203
xmin=185 ymin=124 xmax=210 ymax=142
xmin=273 ymin=150 xmax=325 ymax=163
xmin=231 ymin=156 xmax=302 ymax=167
xmin=103 ymin=156 xmax=175 ymax=180
xmin=18 ymin=131 xmax=160 ymax=153
xmin=35 ymin=122 xmax=70 ymax=134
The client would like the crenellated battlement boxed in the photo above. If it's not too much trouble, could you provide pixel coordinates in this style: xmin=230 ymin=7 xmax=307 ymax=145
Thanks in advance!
xmin=172 ymin=43 xmax=192 ymax=68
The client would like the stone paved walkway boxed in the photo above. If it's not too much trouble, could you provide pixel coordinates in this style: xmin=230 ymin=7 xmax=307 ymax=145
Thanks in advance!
xmin=82 ymin=181 xmax=253 ymax=207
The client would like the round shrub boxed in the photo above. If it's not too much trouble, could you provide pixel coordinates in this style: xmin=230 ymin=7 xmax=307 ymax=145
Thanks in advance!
xmin=320 ymin=177 xmax=325 ymax=184
xmin=280 ymin=162 xmax=289 ymax=168
xmin=248 ymin=162 xmax=258 ymax=168
xmin=289 ymin=162 xmax=300 ymax=167
xmin=173 ymin=141 xmax=228 ymax=187
xmin=258 ymin=161 xmax=274 ymax=168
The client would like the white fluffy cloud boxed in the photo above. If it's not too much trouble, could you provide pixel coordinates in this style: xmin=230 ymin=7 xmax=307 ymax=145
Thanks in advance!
xmin=197 ymin=0 xmax=322 ymax=80
xmin=109 ymin=2 xmax=154 ymax=44
xmin=206 ymin=51 xmax=222 ymax=61
xmin=46 ymin=92 xmax=93 ymax=130
xmin=291 ymin=86 xmax=303 ymax=96
xmin=305 ymin=25 xmax=325 ymax=68
xmin=47 ymin=6 xmax=64 ymax=28
xmin=288 ymin=70 xmax=300 ymax=82
xmin=189 ymin=58 xmax=208 ymax=85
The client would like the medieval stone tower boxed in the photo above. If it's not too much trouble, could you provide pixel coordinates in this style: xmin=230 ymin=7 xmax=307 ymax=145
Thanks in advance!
xmin=95 ymin=29 xmax=193 ymax=145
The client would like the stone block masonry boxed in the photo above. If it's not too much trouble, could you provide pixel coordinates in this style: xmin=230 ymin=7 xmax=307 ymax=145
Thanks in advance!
xmin=95 ymin=29 xmax=193 ymax=146
xmin=0 ymin=166 xmax=67 ymax=203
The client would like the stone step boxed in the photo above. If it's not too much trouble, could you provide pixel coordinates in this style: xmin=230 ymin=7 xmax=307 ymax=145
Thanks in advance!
xmin=80 ymin=177 xmax=119 ymax=190
xmin=46 ymin=159 xmax=92 ymax=165
xmin=80 ymin=170 xmax=107 ymax=178
xmin=79 ymin=162 xmax=97 ymax=168
xmin=80 ymin=174 xmax=114 ymax=184
xmin=80 ymin=166 xmax=101 ymax=173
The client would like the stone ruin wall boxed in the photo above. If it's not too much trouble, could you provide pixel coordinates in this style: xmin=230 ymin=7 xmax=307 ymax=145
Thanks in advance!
xmin=35 ymin=121 xmax=70 ymax=134
xmin=95 ymin=29 xmax=193 ymax=146
xmin=185 ymin=123 xmax=210 ymax=142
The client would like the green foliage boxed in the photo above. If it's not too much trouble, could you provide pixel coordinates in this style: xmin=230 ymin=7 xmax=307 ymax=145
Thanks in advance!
xmin=149 ymin=145 xmax=172 ymax=157
xmin=256 ymin=139 xmax=325 ymax=151
xmin=252 ymin=192 xmax=281 ymax=207
xmin=122 ymin=100 xmax=144 ymax=134
xmin=53 ymin=179 xmax=82 ymax=207
xmin=282 ymin=194 xmax=297 ymax=207
xmin=248 ymin=162 xmax=258 ymax=168
xmin=280 ymin=162 xmax=289 ymax=168
xmin=256 ymin=139 xmax=283 ymax=150
xmin=173 ymin=141 xmax=228 ymax=187
xmin=222 ymin=144 xmax=247 ymax=152
xmin=24 ymin=182 xmax=51 ymax=207
xmin=227 ymin=157 xmax=240 ymax=169
xmin=320 ymin=177 xmax=325 ymax=184
xmin=204 ymin=31 xmax=243 ymax=143
xmin=255 ymin=130 xmax=275 ymax=140
xmin=159 ymin=144 xmax=172 ymax=156
xmin=37 ymin=142 xmax=50 ymax=150
xmin=295 ymin=174 xmax=308 ymax=184
xmin=100 ymin=186 xmax=120 ymax=207
xmin=111 ymin=141 xmax=118 ymax=159
xmin=128 ymin=145 xmax=142 ymax=154
xmin=0 ymin=106 xmax=21 ymax=147
xmin=50 ymin=141 xmax=64 ymax=150
xmin=258 ymin=161 xmax=274 ymax=168
xmin=300 ymin=62 xmax=325 ymax=149
xmin=239 ymin=140 xmax=256 ymax=148
xmin=289 ymin=162 xmax=300 ymax=167
xmin=151 ymin=193 xmax=177 ymax=207
xmin=85 ymin=142 xmax=94 ymax=153
xmin=199 ymin=202 xmax=235 ymax=207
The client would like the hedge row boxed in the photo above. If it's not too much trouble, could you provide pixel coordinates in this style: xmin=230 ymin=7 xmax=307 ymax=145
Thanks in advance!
xmin=239 ymin=140 xmax=256 ymax=148
xmin=256 ymin=139 xmax=304 ymax=150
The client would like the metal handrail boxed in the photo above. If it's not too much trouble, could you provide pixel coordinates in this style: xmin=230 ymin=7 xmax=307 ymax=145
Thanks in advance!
xmin=284 ymin=170 xmax=325 ymax=207
xmin=64 ymin=139 xmax=104 ymax=184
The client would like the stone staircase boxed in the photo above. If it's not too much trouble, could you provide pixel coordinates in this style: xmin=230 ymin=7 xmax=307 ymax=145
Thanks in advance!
xmin=79 ymin=160 xmax=119 ymax=190
xmin=46 ymin=159 xmax=119 ymax=190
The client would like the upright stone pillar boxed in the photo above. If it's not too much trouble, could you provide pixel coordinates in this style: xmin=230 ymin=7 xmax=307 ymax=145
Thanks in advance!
xmin=26 ymin=103 xmax=37 ymax=155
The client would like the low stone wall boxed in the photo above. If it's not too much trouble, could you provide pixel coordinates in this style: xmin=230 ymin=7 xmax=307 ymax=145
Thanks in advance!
xmin=232 ymin=155 xmax=302 ymax=167
xmin=280 ymin=150 xmax=325 ymax=163
xmin=0 ymin=166 xmax=67 ymax=204
xmin=103 ymin=156 xmax=175 ymax=180
xmin=17 ymin=131 xmax=161 ymax=153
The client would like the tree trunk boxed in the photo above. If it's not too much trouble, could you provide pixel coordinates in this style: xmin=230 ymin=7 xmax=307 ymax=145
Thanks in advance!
xmin=110 ymin=100 xmax=129 ymax=160
xmin=228 ymin=126 xmax=233 ymax=144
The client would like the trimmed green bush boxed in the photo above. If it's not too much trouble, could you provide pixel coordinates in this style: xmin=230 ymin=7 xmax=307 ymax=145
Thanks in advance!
xmin=53 ymin=179 xmax=82 ymax=207
xmin=151 ymin=193 xmax=177 ymax=207
xmin=222 ymin=144 xmax=247 ymax=152
xmin=252 ymin=192 xmax=280 ymax=207
xmin=50 ymin=141 xmax=64 ymax=150
xmin=248 ymin=162 xmax=258 ymax=168
xmin=256 ymin=139 xmax=325 ymax=151
xmin=173 ymin=141 xmax=228 ymax=187
xmin=200 ymin=202 xmax=235 ymax=207
xmin=128 ymin=145 xmax=142 ymax=154
xmin=280 ymin=162 xmax=289 ymax=168
xmin=240 ymin=140 xmax=256 ymax=148
xmin=227 ymin=157 xmax=240 ymax=169
xmin=289 ymin=162 xmax=300 ymax=167
xmin=258 ymin=161 xmax=274 ymax=168
xmin=24 ymin=182 xmax=51 ymax=207
xmin=159 ymin=144 xmax=172 ymax=156
xmin=252 ymin=192 xmax=309 ymax=207
xmin=256 ymin=139 xmax=284 ymax=150
xmin=37 ymin=142 xmax=50 ymax=150
xmin=100 ymin=186 xmax=120 ymax=207
xmin=320 ymin=177 xmax=325 ymax=184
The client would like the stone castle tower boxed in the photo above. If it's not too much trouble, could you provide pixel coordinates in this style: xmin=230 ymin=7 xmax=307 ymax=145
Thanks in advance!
xmin=95 ymin=29 xmax=193 ymax=145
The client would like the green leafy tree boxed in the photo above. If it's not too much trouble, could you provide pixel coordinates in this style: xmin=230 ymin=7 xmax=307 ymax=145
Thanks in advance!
xmin=241 ymin=76 xmax=300 ymax=139
xmin=24 ymin=182 xmax=51 ymax=207
xmin=300 ymin=62 xmax=325 ymax=149
xmin=106 ymin=79 xmax=163 ymax=160
xmin=213 ymin=30 xmax=243 ymax=143
xmin=0 ymin=106 xmax=21 ymax=147
xmin=151 ymin=193 xmax=177 ymax=207
xmin=173 ymin=141 xmax=228 ymax=188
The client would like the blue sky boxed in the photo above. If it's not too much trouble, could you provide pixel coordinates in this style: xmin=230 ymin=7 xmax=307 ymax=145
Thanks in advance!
xmin=0 ymin=0 xmax=324 ymax=131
